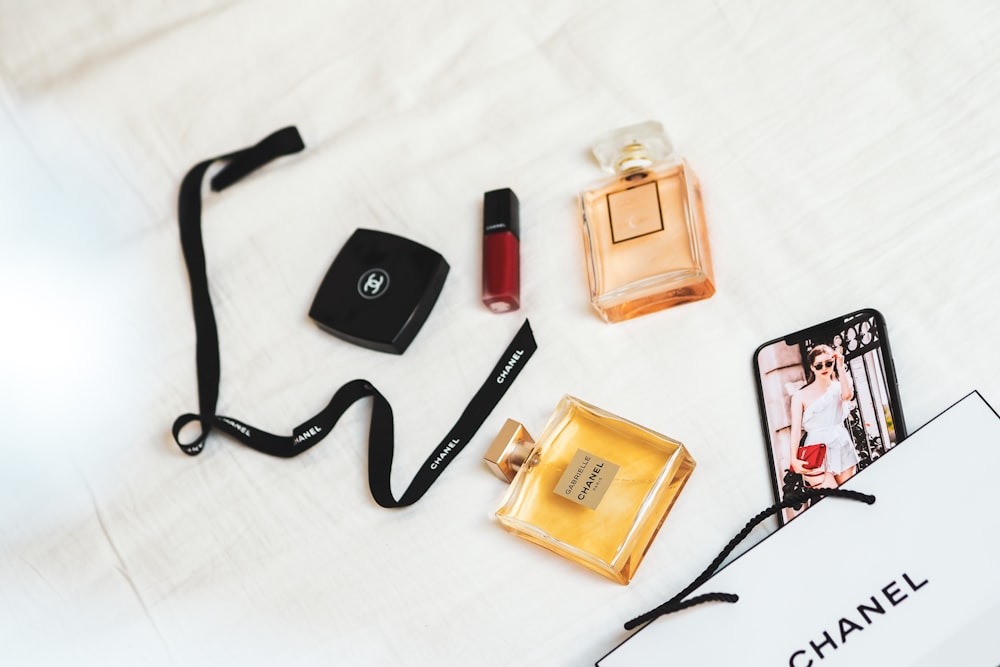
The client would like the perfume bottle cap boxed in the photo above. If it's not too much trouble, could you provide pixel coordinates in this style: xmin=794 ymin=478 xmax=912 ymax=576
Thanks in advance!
xmin=591 ymin=121 xmax=673 ymax=174
xmin=484 ymin=188 xmax=520 ymax=239
xmin=484 ymin=419 xmax=535 ymax=482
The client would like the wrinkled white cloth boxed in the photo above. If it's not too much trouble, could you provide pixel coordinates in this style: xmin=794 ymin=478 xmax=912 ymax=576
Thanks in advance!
xmin=3 ymin=2 xmax=1000 ymax=665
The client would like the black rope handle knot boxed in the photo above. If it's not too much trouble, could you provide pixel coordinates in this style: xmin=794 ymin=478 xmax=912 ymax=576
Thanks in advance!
xmin=624 ymin=487 xmax=876 ymax=631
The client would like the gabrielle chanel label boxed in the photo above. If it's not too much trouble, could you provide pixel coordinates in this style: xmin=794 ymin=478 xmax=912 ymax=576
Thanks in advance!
xmin=607 ymin=181 xmax=664 ymax=243
xmin=554 ymin=449 xmax=620 ymax=510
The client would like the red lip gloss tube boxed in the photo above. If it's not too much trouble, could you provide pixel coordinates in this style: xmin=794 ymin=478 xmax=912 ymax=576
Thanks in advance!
xmin=482 ymin=188 xmax=520 ymax=313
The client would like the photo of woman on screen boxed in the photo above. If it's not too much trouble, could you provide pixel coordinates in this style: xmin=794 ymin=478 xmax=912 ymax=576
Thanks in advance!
xmin=787 ymin=344 xmax=858 ymax=489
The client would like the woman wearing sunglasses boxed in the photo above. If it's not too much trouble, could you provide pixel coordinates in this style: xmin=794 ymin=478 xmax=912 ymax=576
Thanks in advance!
xmin=787 ymin=344 xmax=858 ymax=489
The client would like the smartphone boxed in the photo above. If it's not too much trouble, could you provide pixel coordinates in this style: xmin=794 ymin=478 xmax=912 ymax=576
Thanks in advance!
xmin=752 ymin=308 xmax=906 ymax=525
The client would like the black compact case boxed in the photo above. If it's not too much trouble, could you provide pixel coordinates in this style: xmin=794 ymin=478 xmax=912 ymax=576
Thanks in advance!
xmin=309 ymin=229 xmax=449 ymax=354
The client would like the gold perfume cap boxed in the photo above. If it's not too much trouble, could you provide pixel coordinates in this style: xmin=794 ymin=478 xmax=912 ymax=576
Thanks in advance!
xmin=484 ymin=419 xmax=535 ymax=482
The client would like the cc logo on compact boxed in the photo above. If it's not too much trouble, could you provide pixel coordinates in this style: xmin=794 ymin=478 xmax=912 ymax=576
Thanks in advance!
xmin=357 ymin=268 xmax=390 ymax=299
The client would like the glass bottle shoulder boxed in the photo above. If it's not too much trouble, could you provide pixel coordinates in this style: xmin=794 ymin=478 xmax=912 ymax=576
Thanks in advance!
xmin=580 ymin=157 xmax=690 ymax=202
xmin=521 ymin=395 xmax=687 ymax=469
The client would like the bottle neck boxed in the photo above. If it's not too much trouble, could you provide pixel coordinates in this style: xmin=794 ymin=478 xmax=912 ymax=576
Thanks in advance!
xmin=484 ymin=420 xmax=536 ymax=483
xmin=502 ymin=438 xmax=533 ymax=478
xmin=616 ymin=142 xmax=653 ymax=173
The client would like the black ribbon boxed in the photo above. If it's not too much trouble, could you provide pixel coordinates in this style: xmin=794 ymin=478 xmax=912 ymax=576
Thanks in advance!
xmin=172 ymin=126 xmax=537 ymax=507
xmin=624 ymin=487 xmax=876 ymax=630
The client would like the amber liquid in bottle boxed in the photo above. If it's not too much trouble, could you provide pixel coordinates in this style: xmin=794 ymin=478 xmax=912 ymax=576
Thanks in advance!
xmin=488 ymin=396 xmax=696 ymax=584
xmin=580 ymin=122 xmax=714 ymax=323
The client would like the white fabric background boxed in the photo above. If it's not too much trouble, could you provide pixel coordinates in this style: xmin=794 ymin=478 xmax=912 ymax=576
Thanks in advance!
xmin=2 ymin=1 xmax=998 ymax=665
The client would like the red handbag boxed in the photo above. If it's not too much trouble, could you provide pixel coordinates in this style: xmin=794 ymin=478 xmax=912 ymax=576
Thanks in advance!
xmin=797 ymin=443 xmax=827 ymax=470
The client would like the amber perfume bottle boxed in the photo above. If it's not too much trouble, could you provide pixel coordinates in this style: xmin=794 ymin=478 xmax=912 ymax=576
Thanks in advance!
xmin=579 ymin=121 xmax=714 ymax=323
xmin=484 ymin=396 xmax=696 ymax=584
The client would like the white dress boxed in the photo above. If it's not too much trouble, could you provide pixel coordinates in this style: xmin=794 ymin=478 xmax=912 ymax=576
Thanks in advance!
xmin=801 ymin=383 xmax=859 ymax=475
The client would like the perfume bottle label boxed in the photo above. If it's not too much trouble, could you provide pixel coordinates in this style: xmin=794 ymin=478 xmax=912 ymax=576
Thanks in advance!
xmin=554 ymin=448 xmax=621 ymax=510
xmin=606 ymin=181 xmax=664 ymax=243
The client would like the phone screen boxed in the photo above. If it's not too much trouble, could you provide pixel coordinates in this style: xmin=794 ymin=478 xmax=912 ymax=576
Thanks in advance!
xmin=753 ymin=309 xmax=906 ymax=525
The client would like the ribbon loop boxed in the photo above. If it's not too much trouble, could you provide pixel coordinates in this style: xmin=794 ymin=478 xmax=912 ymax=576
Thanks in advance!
xmin=171 ymin=413 xmax=209 ymax=456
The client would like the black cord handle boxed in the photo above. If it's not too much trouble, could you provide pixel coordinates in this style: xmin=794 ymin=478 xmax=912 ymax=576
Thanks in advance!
xmin=624 ymin=487 xmax=876 ymax=631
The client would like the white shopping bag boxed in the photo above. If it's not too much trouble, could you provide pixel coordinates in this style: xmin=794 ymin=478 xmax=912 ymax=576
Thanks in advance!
xmin=599 ymin=392 xmax=1000 ymax=667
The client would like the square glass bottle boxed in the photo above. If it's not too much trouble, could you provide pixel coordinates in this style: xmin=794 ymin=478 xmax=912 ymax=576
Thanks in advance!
xmin=580 ymin=121 xmax=714 ymax=323
xmin=484 ymin=395 xmax=696 ymax=584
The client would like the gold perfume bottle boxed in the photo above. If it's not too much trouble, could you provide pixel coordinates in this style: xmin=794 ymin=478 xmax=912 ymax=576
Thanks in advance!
xmin=484 ymin=395 xmax=696 ymax=584
xmin=580 ymin=121 xmax=714 ymax=323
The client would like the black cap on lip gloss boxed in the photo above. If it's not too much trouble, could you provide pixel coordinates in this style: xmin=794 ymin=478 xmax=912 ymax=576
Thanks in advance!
xmin=484 ymin=188 xmax=520 ymax=238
